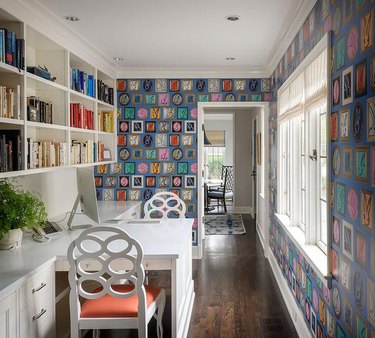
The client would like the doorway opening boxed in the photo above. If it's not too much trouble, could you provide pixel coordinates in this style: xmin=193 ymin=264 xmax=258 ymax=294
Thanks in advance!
xmin=196 ymin=102 xmax=270 ymax=259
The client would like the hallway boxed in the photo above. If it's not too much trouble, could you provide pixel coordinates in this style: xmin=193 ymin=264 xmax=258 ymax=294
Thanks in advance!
xmin=188 ymin=215 xmax=298 ymax=337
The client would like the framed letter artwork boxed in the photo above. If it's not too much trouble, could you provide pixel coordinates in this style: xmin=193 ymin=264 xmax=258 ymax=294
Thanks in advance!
xmin=342 ymin=66 xmax=353 ymax=105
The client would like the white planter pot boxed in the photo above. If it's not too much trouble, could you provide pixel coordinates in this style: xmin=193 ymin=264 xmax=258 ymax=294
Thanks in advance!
xmin=0 ymin=228 xmax=23 ymax=250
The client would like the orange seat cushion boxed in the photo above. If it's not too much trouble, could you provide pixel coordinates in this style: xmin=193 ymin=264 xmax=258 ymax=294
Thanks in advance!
xmin=80 ymin=284 xmax=162 ymax=318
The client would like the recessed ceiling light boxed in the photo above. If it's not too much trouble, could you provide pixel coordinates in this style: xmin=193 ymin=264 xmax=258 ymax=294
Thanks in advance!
xmin=64 ymin=16 xmax=80 ymax=22
xmin=225 ymin=57 xmax=236 ymax=61
xmin=225 ymin=15 xmax=240 ymax=21
xmin=113 ymin=57 xmax=124 ymax=61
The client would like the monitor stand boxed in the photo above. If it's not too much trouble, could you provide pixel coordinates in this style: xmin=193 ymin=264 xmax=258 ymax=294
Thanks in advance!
xmin=67 ymin=194 xmax=93 ymax=230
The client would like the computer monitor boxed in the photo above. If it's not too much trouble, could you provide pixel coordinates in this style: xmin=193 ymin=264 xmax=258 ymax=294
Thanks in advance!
xmin=67 ymin=167 xmax=99 ymax=230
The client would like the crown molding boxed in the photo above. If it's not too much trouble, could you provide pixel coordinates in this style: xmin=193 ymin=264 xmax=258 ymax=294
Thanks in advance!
xmin=116 ymin=67 xmax=268 ymax=79
xmin=265 ymin=0 xmax=317 ymax=76
xmin=2 ymin=0 xmax=118 ymax=78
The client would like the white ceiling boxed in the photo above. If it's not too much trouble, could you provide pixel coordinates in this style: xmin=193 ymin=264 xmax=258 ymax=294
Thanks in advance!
xmin=37 ymin=0 xmax=309 ymax=76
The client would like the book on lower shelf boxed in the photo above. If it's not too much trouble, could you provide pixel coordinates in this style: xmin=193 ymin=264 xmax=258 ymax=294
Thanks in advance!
xmin=0 ymin=130 xmax=22 ymax=172
xmin=27 ymin=138 xmax=67 ymax=169
xmin=70 ymin=139 xmax=94 ymax=165
xmin=0 ymin=85 xmax=21 ymax=119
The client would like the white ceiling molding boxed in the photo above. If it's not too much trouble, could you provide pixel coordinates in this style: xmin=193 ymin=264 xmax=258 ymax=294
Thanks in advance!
xmin=116 ymin=67 xmax=268 ymax=79
xmin=265 ymin=0 xmax=317 ymax=76
xmin=3 ymin=0 xmax=118 ymax=77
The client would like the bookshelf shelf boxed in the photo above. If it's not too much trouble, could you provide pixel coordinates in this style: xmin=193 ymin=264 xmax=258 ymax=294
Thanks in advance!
xmin=0 ymin=62 xmax=23 ymax=74
xmin=0 ymin=8 xmax=117 ymax=178
xmin=69 ymin=89 xmax=96 ymax=102
xmin=70 ymin=126 xmax=96 ymax=134
xmin=26 ymin=72 xmax=68 ymax=92
xmin=97 ymin=100 xmax=114 ymax=109
xmin=0 ymin=117 xmax=24 ymax=125
xmin=26 ymin=121 xmax=69 ymax=131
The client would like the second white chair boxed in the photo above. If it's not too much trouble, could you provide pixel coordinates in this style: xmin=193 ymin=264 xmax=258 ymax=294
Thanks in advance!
xmin=144 ymin=191 xmax=186 ymax=219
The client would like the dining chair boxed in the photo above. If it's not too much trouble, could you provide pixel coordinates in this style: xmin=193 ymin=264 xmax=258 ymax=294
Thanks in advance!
xmin=67 ymin=226 xmax=166 ymax=338
xmin=144 ymin=191 xmax=186 ymax=219
xmin=207 ymin=166 xmax=234 ymax=213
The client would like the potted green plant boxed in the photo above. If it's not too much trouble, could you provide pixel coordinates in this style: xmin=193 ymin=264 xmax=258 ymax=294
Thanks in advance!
xmin=0 ymin=179 xmax=48 ymax=249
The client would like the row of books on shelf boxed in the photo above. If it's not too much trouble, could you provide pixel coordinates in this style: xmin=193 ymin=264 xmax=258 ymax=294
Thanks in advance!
xmin=0 ymin=130 xmax=22 ymax=172
xmin=70 ymin=140 xmax=107 ymax=164
xmin=70 ymin=139 xmax=95 ymax=165
xmin=27 ymin=96 xmax=53 ymax=124
xmin=97 ymin=111 xmax=114 ymax=133
xmin=27 ymin=138 xmax=67 ymax=169
xmin=70 ymin=67 xmax=95 ymax=97
xmin=97 ymin=80 xmax=114 ymax=105
xmin=0 ymin=28 xmax=25 ymax=69
xmin=70 ymin=103 xmax=94 ymax=130
xmin=0 ymin=85 xmax=21 ymax=119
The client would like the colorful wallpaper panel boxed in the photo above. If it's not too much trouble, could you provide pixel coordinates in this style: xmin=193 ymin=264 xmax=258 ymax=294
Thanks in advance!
xmin=95 ymin=78 xmax=270 ymax=246
xmin=269 ymin=0 xmax=375 ymax=337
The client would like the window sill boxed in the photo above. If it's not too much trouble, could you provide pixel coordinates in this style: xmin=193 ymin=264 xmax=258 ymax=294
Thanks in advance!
xmin=275 ymin=213 xmax=329 ymax=287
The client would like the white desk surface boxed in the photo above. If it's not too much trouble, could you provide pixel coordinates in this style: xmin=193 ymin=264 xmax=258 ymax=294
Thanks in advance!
xmin=0 ymin=217 xmax=193 ymax=299
xmin=97 ymin=200 xmax=141 ymax=221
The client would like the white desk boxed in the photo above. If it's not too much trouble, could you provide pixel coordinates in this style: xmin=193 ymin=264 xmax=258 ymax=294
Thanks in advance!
xmin=0 ymin=217 xmax=195 ymax=338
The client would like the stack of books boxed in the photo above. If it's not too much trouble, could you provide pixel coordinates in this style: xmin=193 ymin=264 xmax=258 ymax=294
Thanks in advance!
xmin=27 ymin=139 xmax=67 ymax=169
xmin=97 ymin=111 xmax=113 ymax=132
xmin=70 ymin=103 xmax=94 ymax=129
xmin=70 ymin=139 xmax=95 ymax=164
xmin=0 ymin=85 xmax=21 ymax=119
xmin=27 ymin=96 xmax=53 ymax=124
xmin=70 ymin=67 xmax=95 ymax=97
xmin=0 ymin=28 xmax=25 ymax=69
xmin=97 ymin=80 xmax=113 ymax=105
xmin=0 ymin=130 xmax=22 ymax=172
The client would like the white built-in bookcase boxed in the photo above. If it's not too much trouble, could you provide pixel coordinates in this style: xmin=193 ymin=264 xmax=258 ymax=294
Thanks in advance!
xmin=0 ymin=8 xmax=117 ymax=178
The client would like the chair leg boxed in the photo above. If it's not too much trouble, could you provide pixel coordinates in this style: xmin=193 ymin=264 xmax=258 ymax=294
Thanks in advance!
xmin=224 ymin=198 xmax=227 ymax=213
xmin=93 ymin=329 xmax=100 ymax=338
xmin=154 ymin=289 xmax=166 ymax=338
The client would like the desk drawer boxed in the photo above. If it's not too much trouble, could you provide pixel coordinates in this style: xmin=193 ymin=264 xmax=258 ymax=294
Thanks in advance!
xmin=67 ymin=258 xmax=172 ymax=272
xmin=19 ymin=268 xmax=54 ymax=311
xmin=20 ymin=299 xmax=54 ymax=338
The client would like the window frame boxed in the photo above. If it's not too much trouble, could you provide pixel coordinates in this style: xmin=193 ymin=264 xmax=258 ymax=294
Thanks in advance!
xmin=276 ymin=33 xmax=331 ymax=284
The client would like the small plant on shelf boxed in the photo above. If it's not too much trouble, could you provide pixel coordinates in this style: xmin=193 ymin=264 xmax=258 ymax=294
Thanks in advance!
xmin=0 ymin=179 xmax=48 ymax=249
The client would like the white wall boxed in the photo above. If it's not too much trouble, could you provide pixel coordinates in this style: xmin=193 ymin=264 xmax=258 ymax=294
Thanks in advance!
xmin=17 ymin=169 xmax=77 ymax=219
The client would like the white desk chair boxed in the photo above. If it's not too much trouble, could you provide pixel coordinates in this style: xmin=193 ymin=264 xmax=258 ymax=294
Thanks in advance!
xmin=67 ymin=226 xmax=166 ymax=338
xmin=144 ymin=191 xmax=186 ymax=219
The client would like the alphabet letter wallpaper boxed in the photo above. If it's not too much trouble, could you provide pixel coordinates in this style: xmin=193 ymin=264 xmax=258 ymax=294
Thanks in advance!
xmin=268 ymin=0 xmax=375 ymax=337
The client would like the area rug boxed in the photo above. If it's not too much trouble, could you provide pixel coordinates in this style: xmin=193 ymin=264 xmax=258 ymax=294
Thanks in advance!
xmin=204 ymin=214 xmax=246 ymax=235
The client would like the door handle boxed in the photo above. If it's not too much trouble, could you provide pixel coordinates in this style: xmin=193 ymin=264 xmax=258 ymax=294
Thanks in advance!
xmin=251 ymin=170 xmax=256 ymax=177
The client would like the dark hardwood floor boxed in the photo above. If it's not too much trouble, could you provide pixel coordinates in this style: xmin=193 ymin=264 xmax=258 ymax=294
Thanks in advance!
xmin=188 ymin=214 xmax=298 ymax=338
xmin=92 ymin=215 xmax=298 ymax=338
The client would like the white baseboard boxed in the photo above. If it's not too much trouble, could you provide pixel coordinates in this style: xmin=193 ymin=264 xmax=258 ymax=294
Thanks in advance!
xmin=268 ymin=252 xmax=311 ymax=338
xmin=192 ymin=245 xmax=201 ymax=259
xmin=233 ymin=206 xmax=253 ymax=214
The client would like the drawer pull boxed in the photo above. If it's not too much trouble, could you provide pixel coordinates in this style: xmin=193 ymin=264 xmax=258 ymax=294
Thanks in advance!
xmin=32 ymin=282 xmax=47 ymax=293
xmin=33 ymin=308 xmax=47 ymax=321
xmin=145 ymin=263 xmax=149 ymax=268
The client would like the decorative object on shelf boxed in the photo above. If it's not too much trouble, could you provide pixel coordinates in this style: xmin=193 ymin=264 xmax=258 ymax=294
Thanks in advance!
xmin=0 ymin=179 xmax=47 ymax=249
xmin=26 ymin=65 xmax=56 ymax=81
